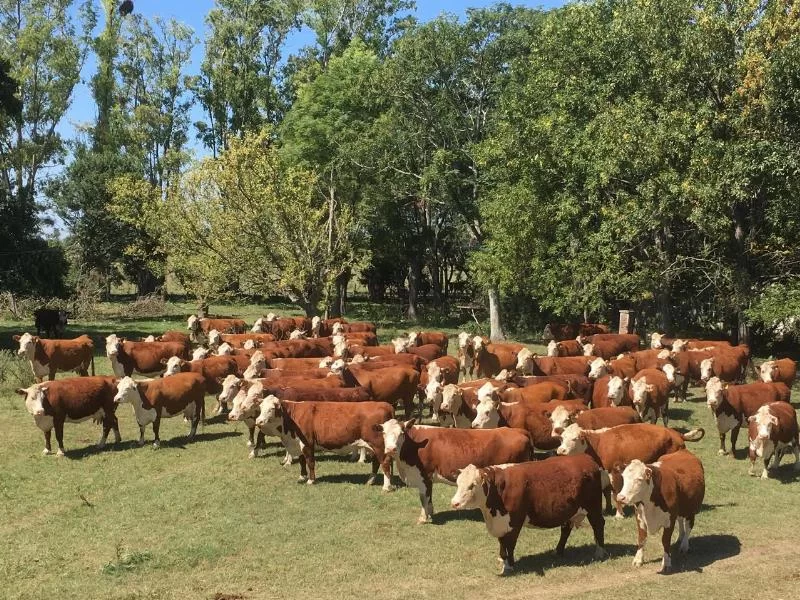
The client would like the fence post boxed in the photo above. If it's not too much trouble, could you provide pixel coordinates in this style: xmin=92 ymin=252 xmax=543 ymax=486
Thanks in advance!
xmin=619 ymin=310 xmax=634 ymax=334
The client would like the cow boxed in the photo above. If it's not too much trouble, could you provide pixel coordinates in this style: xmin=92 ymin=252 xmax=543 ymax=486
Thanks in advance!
xmin=457 ymin=332 xmax=477 ymax=381
xmin=408 ymin=331 xmax=449 ymax=353
xmin=113 ymin=373 xmax=206 ymax=448
xmin=547 ymin=339 xmax=584 ymax=357
xmin=310 ymin=316 xmax=347 ymax=338
xmin=373 ymin=418 xmax=533 ymax=523
xmin=146 ymin=330 xmax=191 ymax=346
xmin=705 ymin=377 xmax=791 ymax=457
xmin=616 ymin=450 xmax=705 ymax=573
xmin=332 ymin=360 xmax=420 ymax=417
xmin=582 ymin=334 xmax=640 ymax=359
xmin=630 ymin=368 xmax=671 ymax=425
xmin=556 ymin=423 xmax=704 ymax=518
xmin=14 ymin=333 xmax=94 ymax=382
xmin=474 ymin=337 xmax=524 ymax=378
xmin=187 ymin=315 xmax=247 ymax=343
xmin=256 ymin=398 xmax=394 ymax=489
xmin=592 ymin=375 xmax=630 ymax=409
xmin=15 ymin=377 xmax=121 ymax=456
xmin=550 ymin=405 xmax=641 ymax=435
xmin=608 ymin=355 xmax=638 ymax=378
xmin=332 ymin=321 xmax=376 ymax=334
xmin=33 ymin=308 xmax=68 ymax=338
xmin=162 ymin=355 xmax=239 ymax=396
xmin=105 ymin=334 xmax=188 ymax=377
xmin=511 ymin=374 xmax=592 ymax=403
xmin=760 ymin=358 xmax=797 ymax=387
xmin=748 ymin=402 xmax=800 ymax=479
xmin=450 ymin=455 xmax=607 ymax=575
xmin=517 ymin=350 xmax=593 ymax=378
xmin=699 ymin=351 xmax=745 ymax=384
xmin=208 ymin=330 xmax=276 ymax=349
xmin=226 ymin=380 xmax=272 ymax=459
xmin=365 ymin=353 xmax=428 ymax=370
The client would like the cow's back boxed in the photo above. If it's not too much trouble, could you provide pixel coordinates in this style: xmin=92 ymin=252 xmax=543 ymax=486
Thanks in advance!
xmin=655 ymin=450 xmax=705 ymax=517
xmin=592 ymin=424 xmax=685 ymax=469
xmin=42 ymin=376 xmax=117 ymax=417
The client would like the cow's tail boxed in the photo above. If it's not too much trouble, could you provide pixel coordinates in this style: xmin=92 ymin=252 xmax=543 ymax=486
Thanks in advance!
xmin=201 ymin=397 xmax=207 ymax=427
xmin=91 ymin=352 xmax=95 ymax=376
xmin=682 ymin=428 xmax=705 ymax=442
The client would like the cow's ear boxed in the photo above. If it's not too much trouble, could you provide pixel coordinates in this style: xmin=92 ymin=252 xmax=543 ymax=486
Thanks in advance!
xmin=372 ymin=424 xmax=384 ymax=433
xmin=644 ymin=467 xmax=653 ymax=481
xmin=15 ymin=388 xmax=27 ymax=396
xmin=623 ymin=377 xmax=630 ymax=384
xmin=646 ymin=384 xmax=656 ymax=393
xmin=12 ymin=335 xmax=20 ymax=341
xmin=544 ymin=411 xmax=552 ymax=419
xmin=769 ymin=415 xmax=779 ymax=426
xmin=553 ymin=427 xmax=564 ymax=436
xmin=403 ymin=418 xmax=416 ymax=430
xmin=160 ymin=358 xmax=169 ymax=365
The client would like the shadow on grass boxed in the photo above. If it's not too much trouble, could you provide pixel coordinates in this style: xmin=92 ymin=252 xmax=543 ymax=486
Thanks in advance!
xmin=509 ymin=543 xmax=637 ymax=577
xmin=699 ymin=501 xmax=737 ymax=513
xmin=667 ymin=534 xmax=741 ymax=574
xmin=64 ymin=430 xmax=242 ymax=459
xmin=432 ymin=507 xmax=484 ymax=524
xmin=668 ymin=408 xmax=693 ymax=422
xmin=313 ymin=472 xmax=378 ymax=486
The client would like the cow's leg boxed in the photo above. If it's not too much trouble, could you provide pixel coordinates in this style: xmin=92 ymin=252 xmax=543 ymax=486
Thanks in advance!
xmin=381 ymin=456 xmax=394 ymax=492
xmin=603 ymin=486 xmax=614 ymax=515
xmin=718 ymin=431 xmax=728 ymax=456
xmin=298 ymin=453 xmax=308 ymax=483
xmin=416 ymin=481 xmax=432 ymax=524
xmin=632 ymin=508 xmax=647 ymax=567
xmin=792 ymin=443 xmax=800 ymax=471
xmin=249 ymin=430 xmax=264 ymax=459
xmin=680 ymin=515 xmax=695 ymax=553
xmin=137 ymin=424 xmax=146 ymax=446
xmin=53 ymin=418 xmax=66 ymax=457
xmin=555 ymin=524 xmax=572 ymax=556
xmin=499 ymin=528 xmax=521 ymax=575
xmin=42 ymin=429 xmax=52 ymax=455
xmin=587 ymin=507 xmax=607 ymax=559
xmin=304 ymin=446 xmax=316 ymax=485
xmin=98 ymin=414 xmax=113 ymax=449
xmin=662 ymin=400 xmax=669 ymax=427
xmin=152 ymin=415 xmax=162 ymax=449
xmin=48 ymin=368 xmax=57 ymax=381
xmin=357 ymin=447 xmax=368 ymax=463
xmin=676 ymin=517 xmax=687 ymax=553
xmin=402 ymin=396 xmax=414 ymax=420
xmin=111 ymin=415 xmax=121 ymax=443
xmin=761 ymin=452 xmax=772 ymax=480
xmin=729 ymin=425 xmax=740 ymax=458
xmin=771 ymin=445 xmax=784 ymax=471
xmin=188 ymin=402 xmax=201 ymax=440
xmin=660 ymin=522 xmax=675 ymax=573
xmin=247 ymin=424 xmax=255 ymax=448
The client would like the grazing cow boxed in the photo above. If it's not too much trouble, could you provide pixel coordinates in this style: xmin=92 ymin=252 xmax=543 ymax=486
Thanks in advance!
xmin=34 ymin=308 xmax=68 ymax=338
xmin=457 ymin=332 xmax=477 ymax=381
xmin=14 ymin=333 xmax=94 ymax=382
xmin=592 ymin=375 xmax=630 ymax=409
xmin=257 ymin=398 xmax=394 ymax=488
xmin=162 ymin=355 xmax=239 ymax=396
xmin=550 ymin=405 xmax=641 ymax=435
xmin=547 ymin=339 xmax=584 ymax=357
xmin=374 ymin=418 xmax=533 ymax=523
xmin=616 ymin=450 xmax=705 ymax=573
xmin=630 ymin=369 xmax=671 ymax=425
xmin=705 ymin=377 xmax=791 ymax=456
xmin=105 ymin=335 xmax=188 ymax=377
xmin=556 ymin=423 xmax=704 ymax=517
xmin=332 ymin=361 xmax=420 ymax=417
xmin=113 ymin=373 xmax=206 ymax=448
xmin=474 ymin=337 xmax=523 ymax=378
xmin=760 ymin=358 xmax=797 ymax=387
xmin=408 ymin=331 xmax=449 ymax=353
xmin=450 ymin=455 xmax=607 ymax=575
xmin=748 ymin=402 xmax=800 ymax=479
xmin=15 ymin=377 xmax=121 ymax=456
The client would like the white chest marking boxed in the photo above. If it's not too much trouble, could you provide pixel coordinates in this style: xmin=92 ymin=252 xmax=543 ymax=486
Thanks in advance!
xmin=481 ymin=507 xmax=513 ymax=537
xmin=34 ymin=414 xmax=54 ymax=432
xmin=30 ymin=359 xmax=49 ymax=379
xmin=715 ymin=411 xmax=740 ymax=435
xmin=635 ymin=501 xmax=671 ymax=535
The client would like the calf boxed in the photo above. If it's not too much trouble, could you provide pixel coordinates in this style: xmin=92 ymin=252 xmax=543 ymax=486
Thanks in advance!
xmin=705 ymin=377 xmax=791 ymax=456
xmin=162 ymin=355 xmax=239 ymax=397
xmin=630 ymin=369 xmax=671 ymax=425
xmin=474 ymin=337 xmax=522 ymax=378
xmin=450 ymin=455 xmax=607 ymax=575
xmin=616 ymin=450 xmax=705 ymax=573
xmin=409 ymin=331 xmax=449 ymax=353
xmin=14 ymin=333 xmax=94 ymax=382
xmin=15 ymin=377 xmax=121 ymax=456
xmin=748 ymin=402 xmax=800 ymax=479
xmin=760 ymin=358 xmax=797 ymax=387
xmin=551 ymin=406 xmax=641 ymax=435
xmin=113 ymin=373 xmax=206 ymax=448
xmin=257 ymin=398 xmax=394 ymax=489
xmin=105 ymin=334 xmax=188 ymax=377
xmin=374 ymin=418 xmax=532 ymax=523
xmin=457 ymin=332 xmax=476 ymax=380
xmin=546 ymin=339 xmax=584 ymax=357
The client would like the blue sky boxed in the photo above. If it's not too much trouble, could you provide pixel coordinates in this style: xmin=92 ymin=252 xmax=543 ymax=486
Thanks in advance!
xmin=62 ymin=0 xmax=562 ymax=148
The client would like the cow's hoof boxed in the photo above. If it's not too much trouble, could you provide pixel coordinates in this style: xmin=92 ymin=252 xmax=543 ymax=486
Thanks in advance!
xmin=632 ymin=558 xmax=643 ymax=568
xmin=246 ymin=440 xmax=254 ymax=448
xmin=297 ymin=476 xmax=308 ymax=484
xmin=382 ymin=485 xmax=396 ymax=493
xmin=152 ymin=442 xmax=160 ymax=450
xmin=717 ymin=449 xmax=727 ymax=456
xmin=500 ymin=565 xmax=514 ymax=576
xmin=416 ymin=516 xmax=432 ymax=525
xmin=594 ymin=547 xmax=608 ymax=560
xmin=42 ymin=449 xmax=51 ymax=456
xmin=760 ymin=470 xmax=769 ymax=480
xmin=137 ymin=440 xmax=146 ymax=447
xmin=96 ymin=443 xmax=105 ymax=450
xmin=306 ymin=479 xmax=315 ymax=486
xmin=679 ymin=543 xmax=690 ymax=554
xmin=614 ymin=512 xmax=625 ymax=520
xmin=56 ymin=449 xmax=65 ymax=457
xmin=248 ymin=451 xmax=256 ymax=459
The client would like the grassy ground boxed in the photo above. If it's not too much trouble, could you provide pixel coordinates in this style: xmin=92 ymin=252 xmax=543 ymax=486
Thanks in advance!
xmin=1 ymin=302 xmax=800 ymax=600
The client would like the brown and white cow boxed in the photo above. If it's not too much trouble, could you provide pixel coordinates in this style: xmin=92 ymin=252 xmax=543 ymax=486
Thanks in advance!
xmin=616 ymin=450 xmax=705 ymax=573
xmin=14 ymin=333 xmax=94 ymax=382
xmin=187 ymin=315 xmax=247 ymax=343
xmin=450 ymin=455 xmax=607 ymax=575
xmin=629 ymin=368 xmax=671 ymax=425
xmin=550 ymin=405 xmax=641 ymax=436
xmin=408 ymin=331 xmax=449 ymax=353
xmin=582 ymin=334 xmax=640 ymax=359
xmin=759 ymin=358 xmax=797 ymax=387
xmin=15 ymin=376 xmax=121 ymax=456
xmin=748 ymin=402 xmax=800 ymax=479
xmin=546 ymin=339 xmax=584 ymax=357
xmin=105 ymin=334 xmax=188 ymax=377
xmin=374 ymin=418 xmax=533 ymax=523
xmin=113 ymin=373 xmax=206 ymax=448
xmin=457 ymin=332 xmax=477 ymax=381
xmin=162 ymin=355 xmax=239 ymax=399
xmin=474 ymin=337 xmax=524 ymax=378
xmin=332 ymin=360 xmax=420 ymax=417
xmin=591 ymin=375 xmax=630 ymax=409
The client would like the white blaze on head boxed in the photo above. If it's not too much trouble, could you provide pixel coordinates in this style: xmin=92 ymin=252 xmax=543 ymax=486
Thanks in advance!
xmin=143 ymin=335 xmax=156 ymax=343
xmin=392 ymin=337 xmax=410 ymax=353
xmin=266 ymin=313 xmax=277 ymax=322
xmin=700 ymin=357 xmax=715 ymax=382
xmin=427 ymin=361 xmax=443 ymax=382
xmin=472 ymin=336 xmax=486 ymax=354
xmin=607 ymin=375 xmax=626 ymax=406
xmin=330 ymin=358 xmax=346 ymax=375
xmin=547 ymin=340 xmax=559 ymax=357
xmin=556 ymin=423 xmax=587 ymax=455
xmin=251 ymin=318 xmax=265 ymax=333
xmin=631 ymin=377 xmax=653 ymax=407
xmin=651 ymin=333 xmax=664 ymax=349
xmin=242 ymin=339 xmax=258 ymax=350
xmin=16 ymin=332 xmax=36 ymax=358
xmin=332 ymin=322 xmax=344 ymax=335
xmin=661 ymin=363 xmax=677 ymax=384
xmin=113 ymin=376 xmax=140 ymax=405
xmin=705 ymin=376 xmax=724 ymax=410
xmin=749 ymin=405 xmax=779 ymax=458
xmin=218 ymin=375 xmax=243 ymax=405
xmin=657 ymin=349 xmax=671 ymax=360
xmin=255 ymin=395 xmax=282 ymax=428
xmin=248 ymin=350 xmax=265 ymax=368
xmin=760 ymin=361 xmax=776 ymax=383
xmin=333 ymin=340 xmax=348 ymax=358
xmin=516 ymin=347 xmax=533 ymax=371
xmin=289 ymin=329 xmax=306 ymax=340
xmin=583 ymin=343 xmax=595 ymax=357
xmin=550 ymin=405 xmax=574 ymax=436
xmin=458 ymin=332 xmax=471 ymax=350
xmin=207 ymin=329 xmax=222 ymax=348
xmin=672 ymin=339 xmax=687 ymax=353
xmin=408 ymin=331 xmax=419 ymax=345
xmin=616 ymin=460 xmax=653 ymax=505
xmin=440 ymin=384 xmax=463 ymax=414
xmin=16 ymin=385 xmax=46 ymax=416
xmin=105 ymin=334 xmax=121 ymax=357
xmin=425 ymin=378 xmax=443 ymax=405
xmin=373 ymin=418 xmax=413 ymax=456
xmin=451 ymin=464 xmax=486 ymax=509
xmin=187 ymin=315 xmax=198 ymax=331
xmin=588 ymin=357 xmax=608 ymax=380
xmin=162 ymin=356 xmax=184 ymax=376
xmin=472 ymin=395 xmax=500 ymax=429
xmin=216 ymin=342 xmax=234 ymax=356
xmin=318 ymin=356 xmax=334 ymax=369
xmin=229 ymin=381 xmax=263 ymax=422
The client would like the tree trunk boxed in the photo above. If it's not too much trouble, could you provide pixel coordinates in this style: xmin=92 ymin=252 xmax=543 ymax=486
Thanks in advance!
xmin=330 ymin=268 xmax=350 ymax=317
xmin=407 ymin=262 xmax=420 ymax=322
xmin=430 ymin=258 xmax=442 ymax=308
xmin=656 ymin=288 xmax=672 ymax=334
xmin=197 ymin=299 xmax=209 ymax=317
xmin=488 ymin=287 xmax=506 ymax=341
xmin=136 ymin=269 xmax=161 ymax=297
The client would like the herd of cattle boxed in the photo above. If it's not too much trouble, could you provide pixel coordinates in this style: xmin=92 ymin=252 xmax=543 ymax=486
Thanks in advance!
xmin=9 ymin=315 xmax=799 ymax=576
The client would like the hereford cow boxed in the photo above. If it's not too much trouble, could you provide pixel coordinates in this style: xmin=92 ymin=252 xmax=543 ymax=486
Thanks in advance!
xmin=146 ymin=330 xmax=191 ymax=346
xmin=226 ymin=381 xmax=272 ymax=458
xmin=162 ymin=355 xmax=239 ymax=396
xmin=616 ymin=450 xmax=705 ymax=573
xmin=332 ymin=360 xmax=420 ymax=417
xmin=408 ymin=331 xmax=449 ymax=353
xmin=373 ymin=418 xmax=533 ymax=523
xmin=550 ymin=405 xmax=641 ymax=435
xmin=630 ymin=368 xmax=671 ymax=425
xmin=591 ymin=375 xmax=630 ymax=409
xmin=14 ymin=333 xmax=94 ymax=382
xmin=15 ymin=376 xmax=121 ymax=456
xmin=748 ymin=402 xmax=800 ymax=479
xmin=760 ymin=358 xmax=797 ymax=387
xmin=113 ymin=373 xmax=206 ymax=448
xmin=511 ymin=374 xmax=592 ymax=403
xmin=332 ymin=321 xmax=377 ymax=334
xmin=547 ymin=339 xmax=584 ymax=357
xmin=582 ymin=334 xmax=640 ymax=359
xmin=450 ymin=455 xmax=607 ymax=575
xmin=457 ymin=332 xmax=477 ymax=381
xmin=705 ymin=377 xmax=791 ymax=457
xmin=187 ymin=315 xmax=247 ymax=340
xmin=474 ymin=337 xmax=524 ymax=378
xmin=105 ymin=334 xmax=188 ymax=377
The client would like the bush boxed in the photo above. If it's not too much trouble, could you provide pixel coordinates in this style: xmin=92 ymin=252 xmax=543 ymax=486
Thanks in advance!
xmin=123 ymin=294 xmax=167 ymax=319
xmin=0 ymin=350 xmax=34 ymax=392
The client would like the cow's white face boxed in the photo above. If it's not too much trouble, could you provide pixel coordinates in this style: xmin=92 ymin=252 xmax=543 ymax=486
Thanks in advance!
xmin=333 ymin=341 xmax=348 ymax=358
xmin=631 ymin=378 xmax=653 ymax=407
xmin=616 ymin=460 xmax=653 ymax=505
xmin=266 ymin=313 xmax=277 ymax=322
xmin=705 ymin=377 xmax=724 ymax=410
xmin=187 ymin=315 xmax=198 ymax=331
xmin=207 ymin=329 xmax=222 ymax=348
xmin=218 ymin=375 xmax=242 ymax=405
xmin=650 ymin=333 xmax=664 ymax=349
xmin=451 ymin=464 xmax=486 ymax=509
xmin=550 ymin=405 xmax=573 ymax=436
xmin=332 ymin=322 xmax=344 ymax=335
xmin=350 ymin=354 xmax=366 ymax=364
xmin=516 ymin=347 xmax=532 ymax=370
xmin=760 ymin=361 xmax=776 ymax=383
xmin=661 ymin=363 xmax=677 ymax=385
xmin=114 ymin=377 xmax=140 ymax=405
xmin=248 ymin=350 xmax=265 ymax=367
xmin=255 ymin=395 xmax=282 ymax=428
xmin=749 ymin=406 xmax=778 ymax=459
xmin=657 ymin=349 xmax=671 ymax=360
xmin=251 ymin=318 xmax=265 ymax=333
xmin=330 ymin=359 xmax=346 ymax=375
xmin=473 ymin=336 xmax=485 ymax=355
xmin=311 ymin=316 xmax=321 ymax=336
xmin=476 ymin=382 xmax=498 ymax=405
xmin=495 ymin=369 xmax=510 ymax=381
xmin=556 ymin=424 xmax=587 ymax=455
xmin=546 ymin=340 xmax=559 ymax=357
xmin=16 ymin=332 xmax=36 ymax=358
xmin=408 ymin=331 xmax=419 ymax=345
xmin=105 ymin=334 xmax=121 ymax=357
xmin=374 ymin=418 xmax=411 ymax=456
xmin=588 ymin=357 xmax=607 ymax=380
xmin=472 ymin=398 xmax=500 ymax=429
xmin=440 ymin=385 xmax=462 ymax=414
xmin=607 ymin=376 xmax=626 ymax=405
xmin=458 ymin=332 xmax=471 ymax=349
xmin=16 ymin=385 xmax=46 ymax=416
xmin=162 ymin=356 xmax=184 ymax=376
xmin=242 ymin=339 xmax=258 ymax=350
xmin=289 ymin=329 xmax=306 ymax=340
xmin=427 ymin=361 xmax=442 ymax=381
xmin=318 ymin=356 xmax=334 ymax=369
xmin=700 ymin=357 xmax=715 ymax=382
xmin=672 ymin=339 xmax=687 ymax=353
xmin=583 ymin=343 xmax=595 ymax=356
xmin=228 ymin=382 xmax=262 ymax=421
xmin=216 ymin=342 xmax=234 ymax=356
xmin=143 ymin=335 xmax=156 ymax=343
xmin=392 ymin=337 xmax=410 ymax=353
xmin=425 ymin=379 xmax=443 ymax=405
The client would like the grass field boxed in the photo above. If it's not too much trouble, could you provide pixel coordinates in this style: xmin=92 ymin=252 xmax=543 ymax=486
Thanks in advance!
xmin=1 ymin=302 xmax=799 ymax=600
